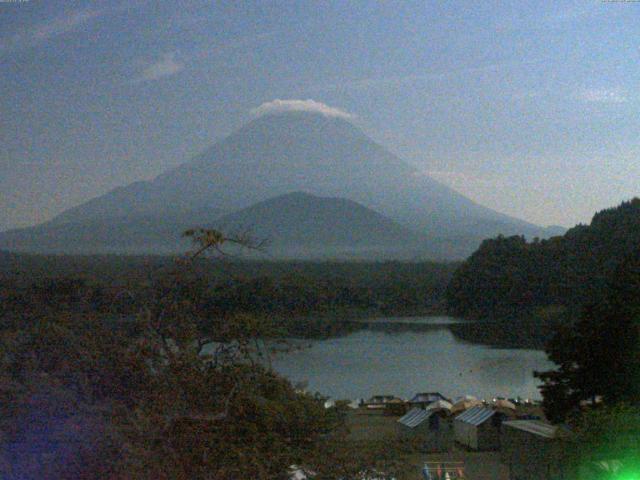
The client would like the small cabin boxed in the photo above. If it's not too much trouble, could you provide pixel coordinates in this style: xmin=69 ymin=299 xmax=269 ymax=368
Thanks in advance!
xmin=384 ymin=398 xmax=409 ymax=416
xmin=454 ymin=406 xmax=507 ymax=451
xmin=364 ymin=395 xmax=401 ymax=409
xmin=500 ymin=420 xmax=571 ymax=480
xmin=397 ymin=407 xmax=452 ymax=452
xmin=408 ymin=392 xmax=450 ymax=409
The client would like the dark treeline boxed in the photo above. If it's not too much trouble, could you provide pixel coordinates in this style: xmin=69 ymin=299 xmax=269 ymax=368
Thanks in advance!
xmin=444 ymin=198 xmax=640 ymax=470
xmin=536 ymin=246 xmax=640 ymax=422
xmin=0 ymin=254 xmax=458 ymax=338
xmin=446 ymin=198 xmax=640 ymax=321
xmin=532 ymin=246 xmax=640 ymax=474
xmin=1 ymin=234 xmax=411 ymax=479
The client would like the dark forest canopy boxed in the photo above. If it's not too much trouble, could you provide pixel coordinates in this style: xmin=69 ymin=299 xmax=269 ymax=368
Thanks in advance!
xmin=530 ymin=248 xmax=640 ymax=475
xmin=0 ymin=232 xmax=410 ymax=479
xmin=0 ymin=255 xmax=458 ymax=339
xmin=446 ymin=198 xmax=640 ymax=320
xmin=535 ymin=247 xmax=640 ymax=423
xmin=0 ymin=252 xmax=458 ymax=287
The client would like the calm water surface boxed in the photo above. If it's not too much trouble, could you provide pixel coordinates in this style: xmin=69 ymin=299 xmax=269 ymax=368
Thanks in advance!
xmin=271 ymin=316 xmax=553 ymax=401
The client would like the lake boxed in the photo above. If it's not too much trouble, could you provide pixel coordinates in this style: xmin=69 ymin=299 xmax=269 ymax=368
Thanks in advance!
xmin=270 ymin=316 xmax=554 ymax=401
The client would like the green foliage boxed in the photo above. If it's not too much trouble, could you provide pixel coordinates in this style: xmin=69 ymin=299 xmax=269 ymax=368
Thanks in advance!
xmin=568 ymin=405 xmax=640 ymax=479
xmin=1 ymin=258 xmax=457 ymax=339
xmin=446 ymin=234 xmax=545 ymax=318
xmin=535 ymin=247 xmax=640 ymax=423
xmin=0 ymin=310 xmax=341 ymax=479
xmin=447 ymin=198 xmax=640 ymax=320
xmin=0 ymin=233 xmax=411 ymax=479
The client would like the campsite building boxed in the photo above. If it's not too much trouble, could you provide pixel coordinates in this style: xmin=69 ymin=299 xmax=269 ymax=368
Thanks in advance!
xmin=408 ymin=392 xmax=450 ymax=409
xmin=363 ymin=395 xmax=402 ymax=410
xmin=384 ymin=398 xmax=409 ymax=416
xmin=397 ymin=407 xmax=452 ymax=452
xmin=366 ymin=395 xmax=397 ymax=404
xmin=500 ymin=420 xmax=571 ymax=480
xmin=453 ymin=406 xmax=507 ymax=451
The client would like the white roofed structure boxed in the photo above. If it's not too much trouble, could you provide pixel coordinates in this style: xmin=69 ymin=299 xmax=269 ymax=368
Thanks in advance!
xmin=397 ymin=408 xmax=452 ymax=452
xmin=500 ymin=420 xmax=572 ymax=480
xmin=426 ymin=400 xmax=453 ymax=412
xmin=454 ymin=406 xmax=506 ymax=451
xmin=451 ymin=398 xmax=483 ymax=414
xmin=493 ymin=399 xmax=517 ymax=410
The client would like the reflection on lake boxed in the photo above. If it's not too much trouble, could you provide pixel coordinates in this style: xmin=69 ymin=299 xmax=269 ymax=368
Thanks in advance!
xmin=271 ymin=317 xmax=554 ymax=401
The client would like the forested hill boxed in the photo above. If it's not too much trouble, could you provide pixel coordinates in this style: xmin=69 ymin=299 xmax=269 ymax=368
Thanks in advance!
xmin=446 ymin=198 xmax=640 ymax=319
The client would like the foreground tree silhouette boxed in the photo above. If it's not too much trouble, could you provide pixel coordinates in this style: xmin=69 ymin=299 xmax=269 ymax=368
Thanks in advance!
xmin=0 ymin=229 xmax=404 ymax=479
xmin=567 ymin=404 xmax=640 ymax=478
xmin=535 ymin=248 xmax=640 ymax=424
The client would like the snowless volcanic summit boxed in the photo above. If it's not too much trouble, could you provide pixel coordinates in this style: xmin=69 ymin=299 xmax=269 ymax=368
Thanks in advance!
xmin=0 ymin=104 xmax=550 ymax=258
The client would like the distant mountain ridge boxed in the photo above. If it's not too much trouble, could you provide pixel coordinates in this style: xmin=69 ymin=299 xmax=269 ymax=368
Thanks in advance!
xmin=0 ymin=192 xmax=472 ymax=258
xmin=1 ymin=110 xmax=557 ymax=258
xmin=211 ymin=192 xmax=427 ymax=259
xmin=214 ymin=192 xmax=418 ymax=245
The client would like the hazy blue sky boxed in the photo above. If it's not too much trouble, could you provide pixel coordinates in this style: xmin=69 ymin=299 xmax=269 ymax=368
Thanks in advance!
xmin=1 ymin=0 xmax=638 ymax=231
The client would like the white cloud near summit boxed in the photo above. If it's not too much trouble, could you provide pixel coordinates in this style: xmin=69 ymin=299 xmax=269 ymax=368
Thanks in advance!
xmin=251 ymin=99 xmax=354 ymax=119
xmin=0 ymin=8 xmax=102 ymax=55
xmin=132 ymin=52 xmax=184 ymax=84
xmin=576 ymin=88 xmax=628 ymax=104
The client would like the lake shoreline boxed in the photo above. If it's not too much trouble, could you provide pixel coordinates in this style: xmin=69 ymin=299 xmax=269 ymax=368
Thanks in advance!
xmin=275 ymin=312 xmax=557 ymax=350
xmin=271 ymin=315 xmax=554 ymax=401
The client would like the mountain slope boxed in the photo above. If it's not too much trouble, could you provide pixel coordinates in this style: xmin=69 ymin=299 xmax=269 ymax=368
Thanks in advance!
xmin=50 ymin=112 xmax=542 ymax=236
xmin=0 ymin=208 xmax=225 ymax=254
xmin=1 ymin=111 xmax=550 ymax=257
xmin=211 ymin=192 xmax=429 ymax=258
xmin=0 ymin=193 xmax=427 ymax=258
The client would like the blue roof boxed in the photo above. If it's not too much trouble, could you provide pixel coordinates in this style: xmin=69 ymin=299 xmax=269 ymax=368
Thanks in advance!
xmin=454 ymin=406 xmax=495 ymax=426
xmin=398 ymin=407 xmax=435 ymax=428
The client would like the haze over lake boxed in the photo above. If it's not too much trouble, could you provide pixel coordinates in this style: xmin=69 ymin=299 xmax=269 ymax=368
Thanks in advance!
xmin=271 ymin=317 xmax=553 ymax=401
